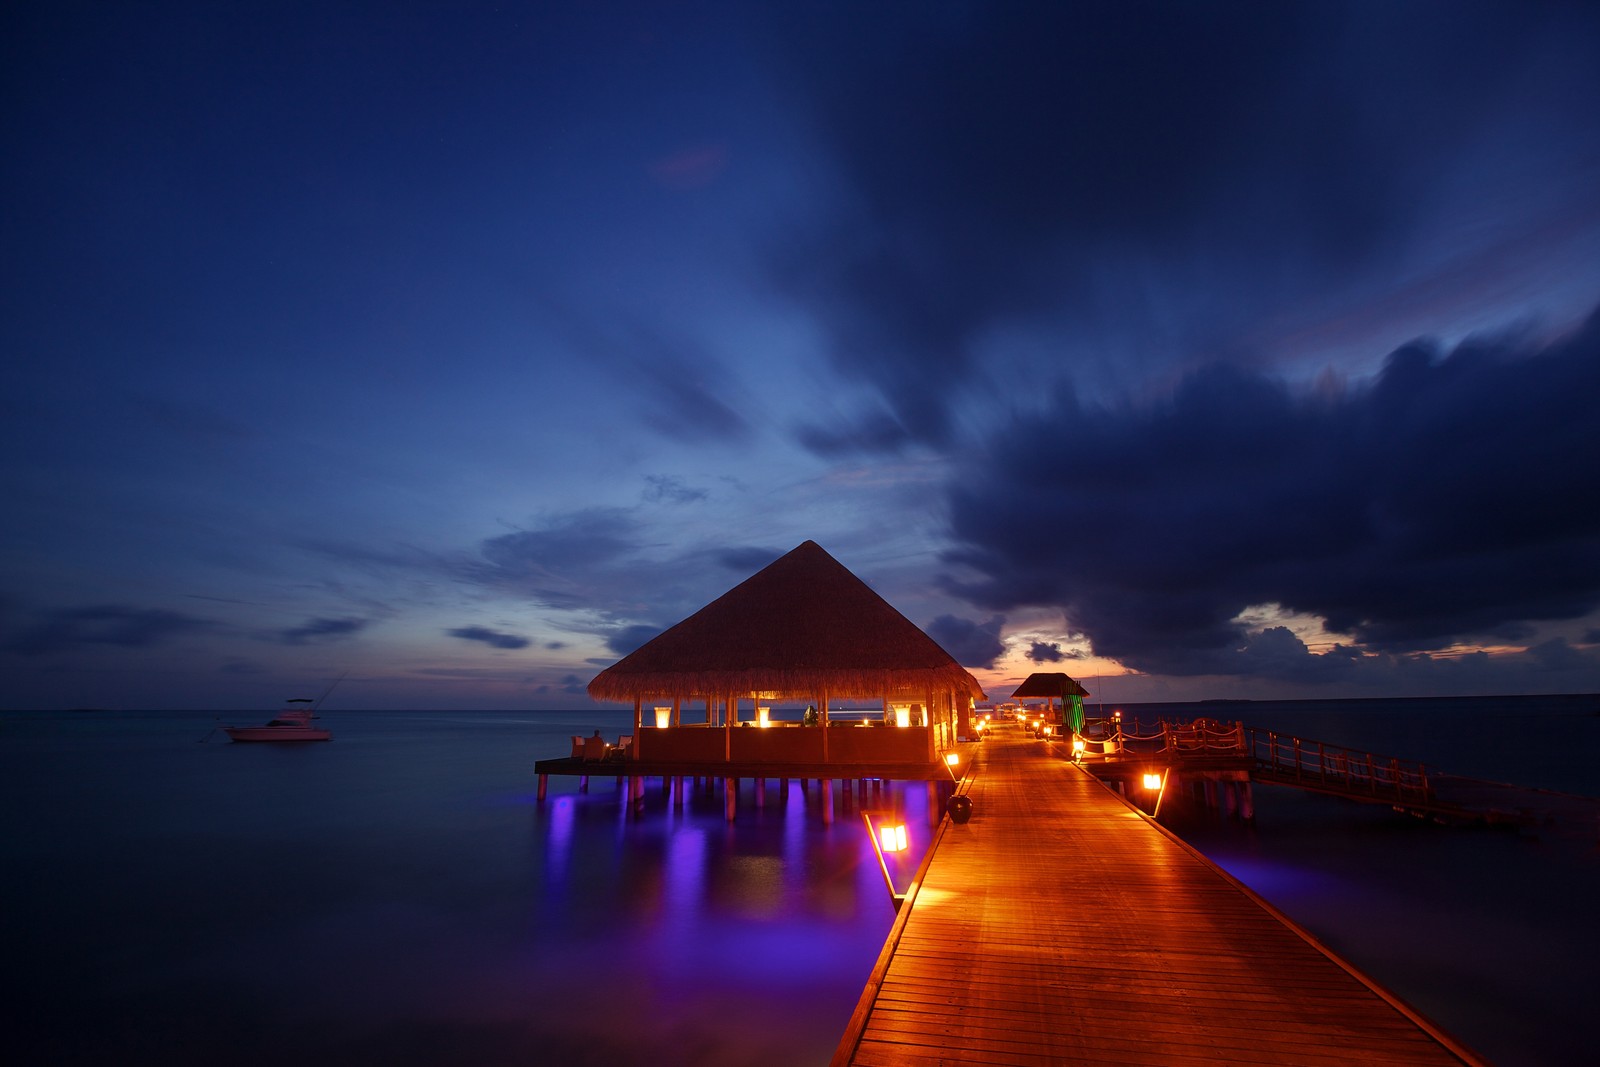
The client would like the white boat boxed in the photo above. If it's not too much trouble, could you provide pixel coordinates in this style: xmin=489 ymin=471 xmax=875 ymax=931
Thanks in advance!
xmin=224 ymin=699 xmax=332 ymax=742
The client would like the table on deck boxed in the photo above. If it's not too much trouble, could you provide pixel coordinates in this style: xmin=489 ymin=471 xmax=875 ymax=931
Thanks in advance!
xmin=835 ymin=729 xmax=1483 ymax=1066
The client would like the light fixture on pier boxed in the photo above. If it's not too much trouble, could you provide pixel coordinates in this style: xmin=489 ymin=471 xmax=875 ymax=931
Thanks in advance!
xmin=654 ymin=706 xmax=671 ymax=729
xmin=1072 ymin=738 xmax=1086 ymax=759
xmin=1143 ymin=772 xmax=1163 ymax=791
xmin=894 ymin=706 xmax=910 ymax=728
xmin=879 ymin=823 xmax=908 ymax=852
xmin=1042 ymin=724 xmax=1053 ymax=737
xmin=944 ymin=752 xmax=960 ymax=767
xmin=758 ymin=706 xmax=771 ymax=728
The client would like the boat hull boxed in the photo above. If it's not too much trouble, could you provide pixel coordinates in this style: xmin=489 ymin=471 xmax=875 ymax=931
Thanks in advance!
xmin=224 ymin=727 xmax=331 ymax=742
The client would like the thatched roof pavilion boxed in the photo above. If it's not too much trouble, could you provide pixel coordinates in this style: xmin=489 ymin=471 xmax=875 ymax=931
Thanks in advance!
xmin=587 ymin=540 xmax=984 ymax=766
xmin=1012 ymin=672 xmax=1091 ymax=735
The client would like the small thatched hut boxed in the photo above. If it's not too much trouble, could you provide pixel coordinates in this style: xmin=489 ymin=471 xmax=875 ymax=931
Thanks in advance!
xmin=587 ymin=540 xmax=985 ymax=766
xmin=1011 ymin=672 xmax=1091 ymax=735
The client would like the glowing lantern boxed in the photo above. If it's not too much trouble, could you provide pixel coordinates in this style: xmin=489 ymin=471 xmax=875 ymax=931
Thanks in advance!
xmin=944 ymin=752 xmax=960 ymax=767
xmin=758 ymin=706 xmax=771 ymax=728
xmin=894 ymin=706 xmax=911 ymax=728
xmin=879 ymin=824 xmax=909 ymax=853
xmin=1143 ymin=773 xmax=1163 ymax=791
xmin=1072 ymin=738 xmax=1086 ymax=756
xmin=653 ymin=706 xmax=671 ymax=729
xmin=1042 ymin=725 xmax=1053 ymax=737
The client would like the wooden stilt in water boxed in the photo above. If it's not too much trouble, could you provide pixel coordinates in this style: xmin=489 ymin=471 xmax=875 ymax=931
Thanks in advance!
xmin=927 ymin=781 xmax=940 ymax=826
xmin=579 ymin=775 xmax=589 ymax=793
xmin=1239 ymin=780 xmax=1255 ymax=823
xmin=672 ymin=776 xmax=684 ymax=808
xmin=756 ymin=776 xmax=766 ymax=808
xmin=724 ymin=777 xmax=736 ymax=821
xmin=537 ymin=774 xmax=548 ymax=801
xmin=822 ymin=779 xmax=834 ymax=825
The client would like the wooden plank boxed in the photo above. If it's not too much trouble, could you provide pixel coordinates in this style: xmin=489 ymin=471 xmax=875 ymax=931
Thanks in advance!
xmin=832 ymin=727 xmax=1487 ymax=1067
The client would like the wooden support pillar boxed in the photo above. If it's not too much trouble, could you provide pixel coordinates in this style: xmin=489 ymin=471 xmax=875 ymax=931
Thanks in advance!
xmin=1203 ymin=778 xmax=1217 ymax=811
xmin=724 ymin=777 xmax=736 ymax=822
xmin=822 ymin=779 xmax=834 ymax=825
xmin=857 ymin=779 xmax=867 ymax=804
xmin=1222 ymin=779 xmax=1238 ymax=819
xmin=671 ymin=775 xmax=682 ymax=807
xmin=579 ymin=775 xmax=589 ymax=793
xmin=927 ymin=781 xmax=940 ymax=826
xmin=537 ymin=774 xmax=548 ymax=801
xmin=1239 ymin=780 xmax=1255 ymax=823
xmin=756 ymin=776 xmax=766 ymax=808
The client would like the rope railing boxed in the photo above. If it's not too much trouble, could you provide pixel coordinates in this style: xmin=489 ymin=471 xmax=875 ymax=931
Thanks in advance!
xmin=1078 ymin=716 xmax=1433 ymax=803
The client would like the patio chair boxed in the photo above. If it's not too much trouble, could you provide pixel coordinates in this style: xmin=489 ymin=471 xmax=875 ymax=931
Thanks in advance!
xmin=612 ymin=734 xmax=633 ymax=760
xmin=582 ymin=735 xmax=609 ymax=762
xmin=570 ymin=735 xmax=585 ymax=759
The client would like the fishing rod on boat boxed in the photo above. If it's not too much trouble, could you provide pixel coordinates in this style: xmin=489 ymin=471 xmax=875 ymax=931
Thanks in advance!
xmin=310 ymin=671 xmax=348 ymax=714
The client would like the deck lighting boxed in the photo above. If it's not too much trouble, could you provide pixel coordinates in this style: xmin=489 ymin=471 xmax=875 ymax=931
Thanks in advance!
xmin=1143 ymin=772 xmax=1163 ymax=791
xmin=758 ymin=706 xmax=771 ymax=728
xmin=653 ymin=706 xmax=671 ymax=729
xmin=1042 ymin=724 xmax=1053 ymax=737
xmin=974 ymin=719 xmax=985 ymax=733
xmin=945 ymin=752 xmax=960 ymax=767
xmin=879 ymin=824 xmax=909 ymax=852
xmin=1072 ymin=738 xmax=1086 ymax=758
xmin=894 ymin=706 xmax=911 ymax=728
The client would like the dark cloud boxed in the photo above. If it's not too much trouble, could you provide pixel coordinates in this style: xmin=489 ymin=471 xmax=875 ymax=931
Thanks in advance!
xmin=926 ymin=613 xmax=1005 ymax=669
xmin=1026 ymin=642 xmax=1069 ymax=664
xmin=944 ymin=308 xmax=1600 ymax=680
xmin=447 ymin=626 xmax=530 ymax=650
xmin=5 ymin=605 xmax=210 ymax=654
xmin=642 ymin=475 xmax=708 ymax=505
xmin=279 ymin=617 xmax=367 ymax=646
xmin=765 ymin=3 xmax=1600 ymax=453
xmin=606 ymin=624 xmax=662 ymax=657
xmin=546 ymin=310 xmax=750 ymax=445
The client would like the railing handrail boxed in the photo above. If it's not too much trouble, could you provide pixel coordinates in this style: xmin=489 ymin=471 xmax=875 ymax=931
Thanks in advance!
xmin=1244 ymin=726 xmax=1432 ymax=800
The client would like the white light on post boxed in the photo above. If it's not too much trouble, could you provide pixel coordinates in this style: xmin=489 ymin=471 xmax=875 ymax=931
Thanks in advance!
xmin=1143 ymin=772 xmax=1163 ymax=791
xmin=654 ymin=706 xmax=671 ymax=729
xmin=944 ymin=752 xmax=960 ymax=767
xmin=879 ymin=824 xmax=908 ymax=853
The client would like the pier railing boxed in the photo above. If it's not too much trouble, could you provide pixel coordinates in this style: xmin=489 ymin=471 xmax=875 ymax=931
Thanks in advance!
xmin=1246 ymin=729 xmax=1433 ymax=803
xmin=1081 ymin=716 xmax=1435 ymax=805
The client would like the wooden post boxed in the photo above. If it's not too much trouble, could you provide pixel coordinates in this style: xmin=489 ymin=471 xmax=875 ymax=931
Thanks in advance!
xmin=1240 ymin=780 xmax=1255 ymax=822
xmin=756 ymin=776 xmax=766 ymax=808
xmin=633 ymin=696 xmax=643 ymax=760
xmin=537 ymin=774 xmax=548 ymax=801
xmin=724 ymin=777 xmax=736 ymax=822
xmin=927 ymin=781 xmax=940 ymax=826
xmin=579 ymin=775 xmax=589 ymax=793
xmin=822 ymin=779 xmax=833 ymax=825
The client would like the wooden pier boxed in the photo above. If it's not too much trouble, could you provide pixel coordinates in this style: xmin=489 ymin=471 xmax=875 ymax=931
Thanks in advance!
xmin=833 ymin=726 xmax=1484 ymax=1066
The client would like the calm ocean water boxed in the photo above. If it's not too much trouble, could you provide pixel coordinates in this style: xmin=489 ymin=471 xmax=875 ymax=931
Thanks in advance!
xmin=3 ymin=696 xmax=1596 ymax=1066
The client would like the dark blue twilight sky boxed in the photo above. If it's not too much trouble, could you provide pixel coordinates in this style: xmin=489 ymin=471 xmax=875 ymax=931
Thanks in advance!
xmin=4 ymin=2 xmax=1599 ymax=710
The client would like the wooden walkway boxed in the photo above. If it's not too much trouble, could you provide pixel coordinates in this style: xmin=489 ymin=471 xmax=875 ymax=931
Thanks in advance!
xmin=834 ymin=727 xmax=1484 ymax=1066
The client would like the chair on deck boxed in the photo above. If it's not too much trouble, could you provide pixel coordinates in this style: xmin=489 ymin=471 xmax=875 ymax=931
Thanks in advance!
xmin=570 ymin=735 xmax=585 ymax=759
xmin=612 ymin=734 xmax=633 ymax=761
xmin=582 ymin=735 xmax=609 ymax=762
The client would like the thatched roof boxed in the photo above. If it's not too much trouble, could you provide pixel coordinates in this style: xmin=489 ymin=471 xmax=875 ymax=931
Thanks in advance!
xmin=588 ymin=540 xmax=985 ymax=702
xmin=1011 ymin=672 xmax=1091 ymax=699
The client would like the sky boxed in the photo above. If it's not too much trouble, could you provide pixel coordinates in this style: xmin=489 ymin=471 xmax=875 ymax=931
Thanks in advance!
xmin=4 ymin=1 xmax=1600 ymax=711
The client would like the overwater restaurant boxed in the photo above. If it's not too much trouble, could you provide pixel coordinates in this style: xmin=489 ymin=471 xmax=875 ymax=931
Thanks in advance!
xmin=586 ymin=540 xmax=985 ymax=771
